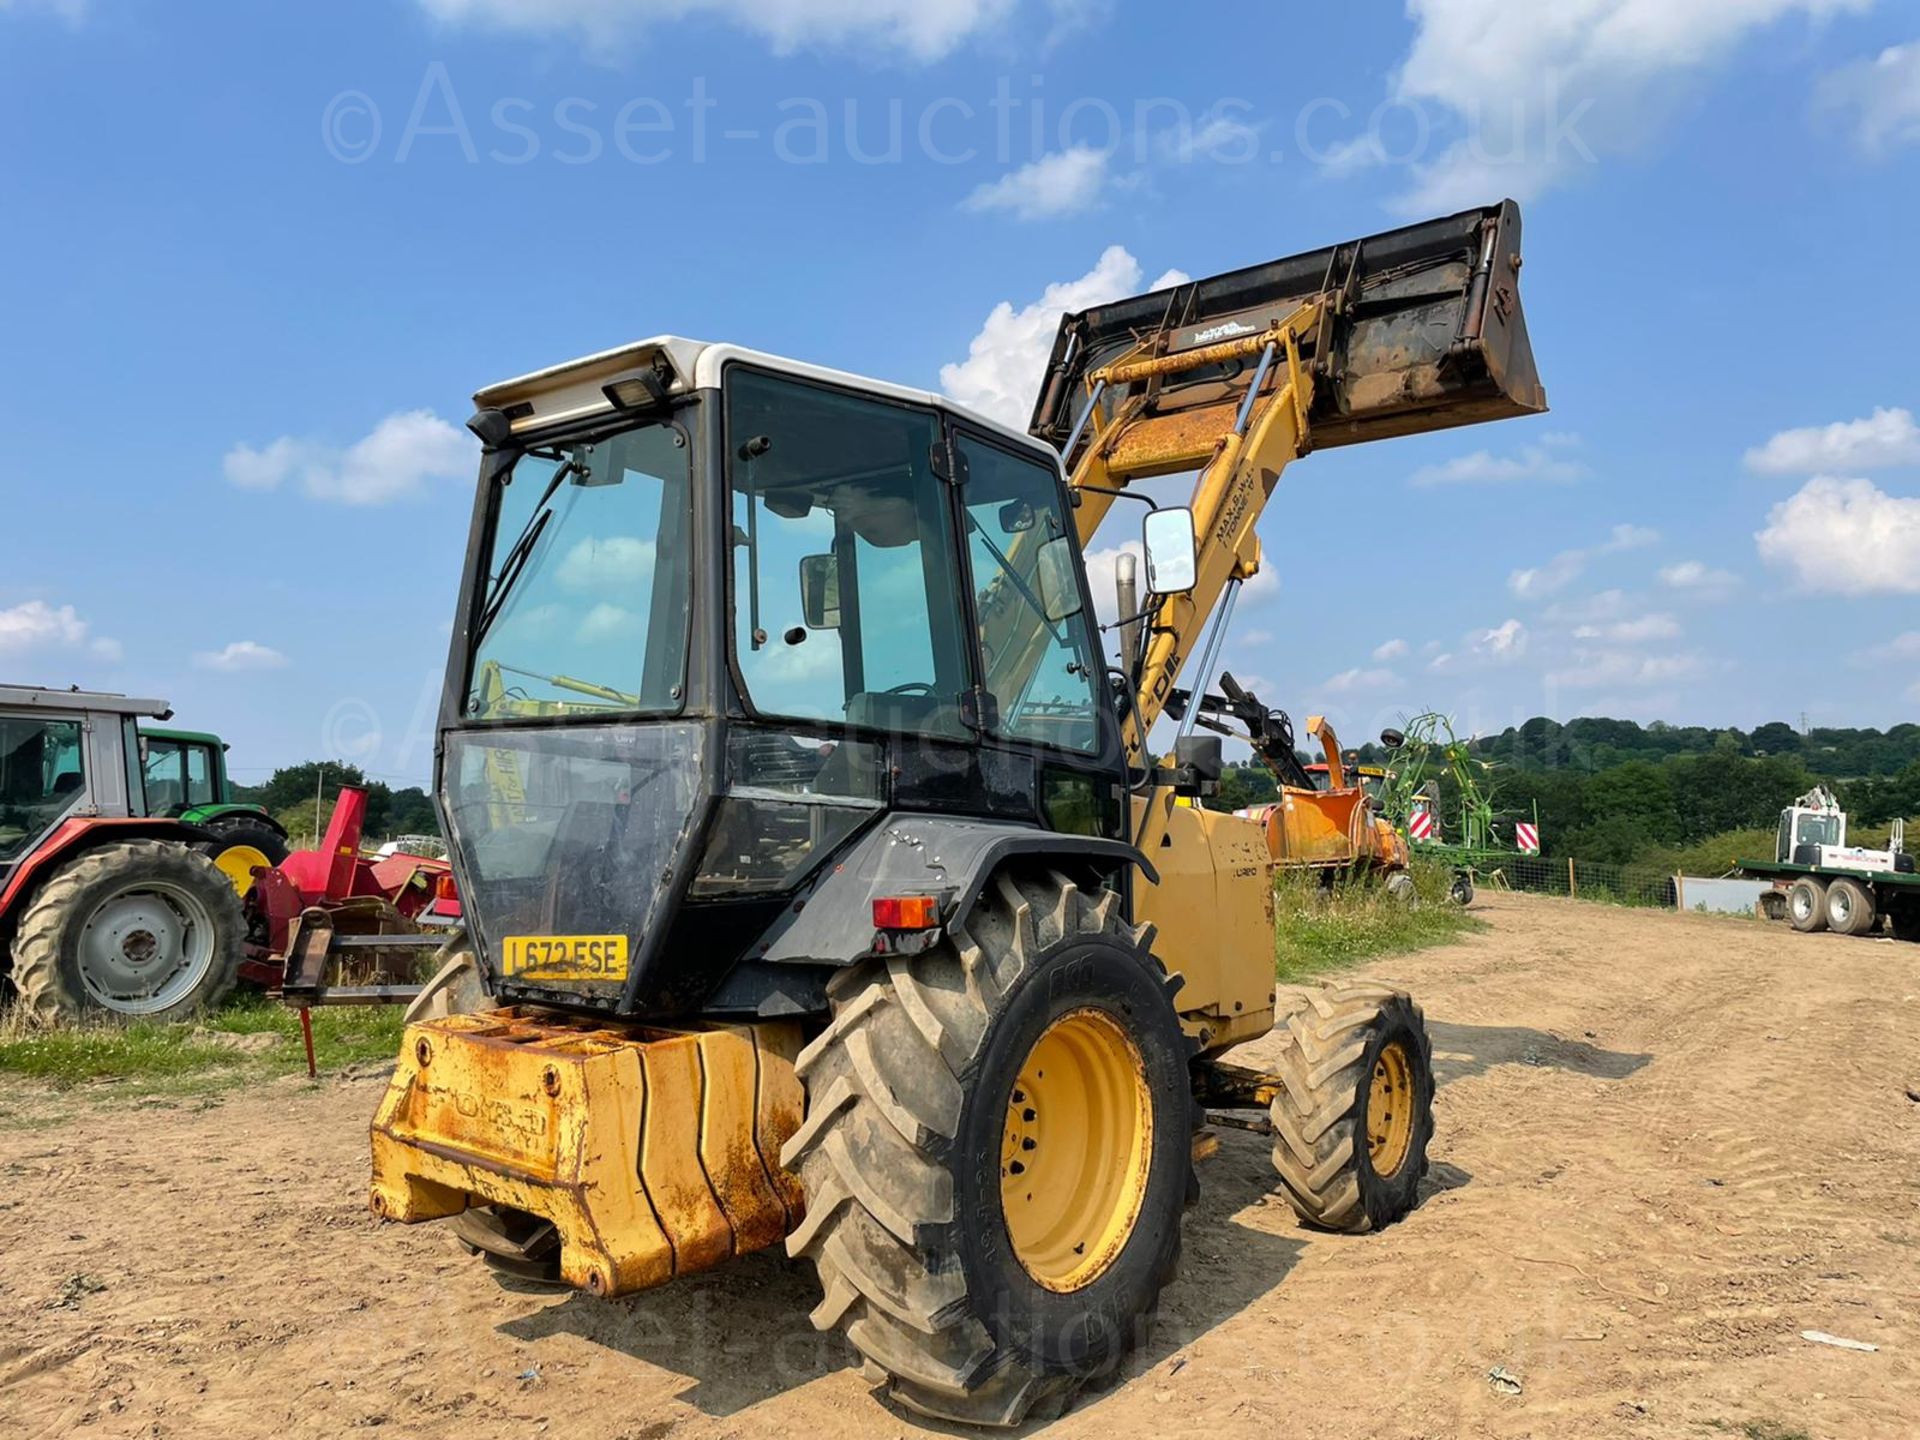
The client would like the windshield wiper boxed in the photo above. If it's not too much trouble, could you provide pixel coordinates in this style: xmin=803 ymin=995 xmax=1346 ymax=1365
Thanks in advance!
xmin=471 ymin=458 xmax=578 ymax=648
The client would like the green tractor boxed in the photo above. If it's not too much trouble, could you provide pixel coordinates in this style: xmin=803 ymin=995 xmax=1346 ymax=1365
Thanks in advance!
xmin=135 ymin=725 xmax=290 ymax=880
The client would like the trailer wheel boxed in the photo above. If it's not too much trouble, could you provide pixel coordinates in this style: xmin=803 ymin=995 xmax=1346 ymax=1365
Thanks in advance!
xmin=10 ymin=841 xmax=245 ymax=1024
xmin=1449 ymin=872 xmax=1475 ymax=907
xmin=1825 ymin=878 xmax=1877 ymax=938
xmin=1268 ymin=983 xmax=1434 ymax=1232
xmin=1788 ymin=877 xmax=1828 ymax=933
xmin=783 ymin=870 xmax=1193 ymax=1427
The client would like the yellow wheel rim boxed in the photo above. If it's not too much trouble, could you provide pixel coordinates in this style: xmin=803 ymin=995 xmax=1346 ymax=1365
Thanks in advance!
xmin=1367 ymin=1040 xmax=1416 ymax=1178
xmin=213 ymin=844 xmax=271 ymax=897
xmin=1000 ymin=1008 xmax=1153 ymax=1293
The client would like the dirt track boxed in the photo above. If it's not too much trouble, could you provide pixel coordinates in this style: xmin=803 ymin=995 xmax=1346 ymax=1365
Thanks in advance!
xmin=2 ymin=893 xmax=1916 ymax=1439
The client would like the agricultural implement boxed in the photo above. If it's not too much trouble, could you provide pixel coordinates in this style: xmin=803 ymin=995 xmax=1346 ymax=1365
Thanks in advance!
xmin=367 ymin=200 xmax=1546 ymax=1424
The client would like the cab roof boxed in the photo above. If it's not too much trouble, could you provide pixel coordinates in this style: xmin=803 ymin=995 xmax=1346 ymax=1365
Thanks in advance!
xmin=474 ymin=335 xmax=1052 ymax=462
xmin=0 ymin=684 xmax=171 ymax=719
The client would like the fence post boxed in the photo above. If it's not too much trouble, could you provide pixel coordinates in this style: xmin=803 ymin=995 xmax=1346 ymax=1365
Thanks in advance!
xmin=1567 ymin=857 xmax=1577 ymax=897
xmin=1673 ymin=874 xmax=1686 ymax=911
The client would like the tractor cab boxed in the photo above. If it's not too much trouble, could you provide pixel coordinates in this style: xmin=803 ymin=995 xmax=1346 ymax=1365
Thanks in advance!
xmin=441 ymin=339 xmax=1185 ymax=1021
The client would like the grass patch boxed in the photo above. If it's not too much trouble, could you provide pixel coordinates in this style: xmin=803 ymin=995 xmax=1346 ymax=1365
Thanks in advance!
xmin=1274 ymin=861 xmax=1485 ymax=983
xmin=0 ymin=992 xmax=406 ymax=1097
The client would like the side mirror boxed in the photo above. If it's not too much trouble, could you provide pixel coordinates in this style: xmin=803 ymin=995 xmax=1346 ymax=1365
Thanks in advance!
xmin=1142 ymin=507 xmax=1197 ymax=594
xmin=1035 ymin=535 xmax=1083 ymax=622
xmin=798 ymin=554 xmax=840 ymax=629
xmin=998 ymin=499 xmax=1036 ymax=534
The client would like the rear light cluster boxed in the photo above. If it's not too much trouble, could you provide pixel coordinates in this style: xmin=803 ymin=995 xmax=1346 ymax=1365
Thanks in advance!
xmin=872 ymin=895 xmax=940 ymax=930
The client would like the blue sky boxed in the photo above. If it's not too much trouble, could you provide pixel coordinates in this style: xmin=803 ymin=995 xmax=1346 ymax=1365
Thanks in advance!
xmin=3 ymin=0 xmax=1918 ymax=788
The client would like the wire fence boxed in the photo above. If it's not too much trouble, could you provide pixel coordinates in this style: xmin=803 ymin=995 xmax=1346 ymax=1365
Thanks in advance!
xmin=1475 ymin=854 xmax=1681 ymax=909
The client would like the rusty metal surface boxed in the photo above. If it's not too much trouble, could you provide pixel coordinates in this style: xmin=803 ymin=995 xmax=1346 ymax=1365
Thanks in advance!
xmin=369 ymin=1007 xmax=805 ymax=1298
xmin=1032 ymin=200 xmax=1547 ymax=463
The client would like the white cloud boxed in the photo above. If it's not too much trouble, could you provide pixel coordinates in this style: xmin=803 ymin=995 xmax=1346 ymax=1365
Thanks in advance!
xmin=557 ymin=535 xmax=656 ymax=593
xmin=962 ymin=146 xmax=1111 ymax=221
xmin=1659 ymin=560 xmax=1741 ymax=595
xmin=577 ymin=603 xmax=645 ymax=642
xmin=0 ymin=599 xmax=120 ymax=661
xmin=1510 ymin=524 xmax=1658 ymax=599
xmin=1745 ymin=406 xmax=1920 ymax=475
xmin=1410 ymin=437 xmax=1586 ymax=487
xmin=1159 ymin=109 xmax=1264 ymax=164
xmin=1373 ymin=638 xmax=1410 ymax=662
xmin=413 ymin=0 xmax=1042 ymax=61
xmin=1473 ymin=618 xmax=1528 ymax=659
xmin=1755 ymin=476 xmax=1920 ymax=594
xmin=224 ymin=410 xmax=473 ymax=506
xmin=1862 ymin=631 xmax=1920 ymax=662
xmin=1572 ymin=612 xmax=1681 ymax=644
xmin=1550 ymin=650 xmax=1704 ymax=691
xmin=192 ymin=640 xmax=289 ymax=672
xmin=1322 ymin=666 xmax=1401 ymax=694
xmin=1349 ymin=0 xmax=1870 ymax=211
xmin=1817 ymin=42 xmax=1920 ymax=154
xmin=940 ymin=246 xmax=1189 ymax=429
xmin=1509 ymin=551 xmax=1587 ymax=599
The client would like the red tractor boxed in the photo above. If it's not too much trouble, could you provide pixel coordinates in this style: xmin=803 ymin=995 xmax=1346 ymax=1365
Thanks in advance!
xmin=1 ymin=686 xmax=250 ymax=1022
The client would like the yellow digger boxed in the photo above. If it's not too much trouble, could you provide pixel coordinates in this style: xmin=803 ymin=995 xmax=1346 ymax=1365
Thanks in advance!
xmin=369 ymin=200 xmax=1545 ymax=1424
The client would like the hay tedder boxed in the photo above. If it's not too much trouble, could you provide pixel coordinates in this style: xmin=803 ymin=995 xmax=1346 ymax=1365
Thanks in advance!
xmin=365 ymin=201 xmax=1545 ymax=1423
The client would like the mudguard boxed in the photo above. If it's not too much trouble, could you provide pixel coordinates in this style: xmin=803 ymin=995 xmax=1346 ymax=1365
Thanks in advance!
xmin=753 ymin=815 xmax=1155 ymax=967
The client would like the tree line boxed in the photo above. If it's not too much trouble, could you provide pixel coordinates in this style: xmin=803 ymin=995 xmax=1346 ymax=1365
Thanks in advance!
xmin=234 ymin=761 xmax=439 ymax=844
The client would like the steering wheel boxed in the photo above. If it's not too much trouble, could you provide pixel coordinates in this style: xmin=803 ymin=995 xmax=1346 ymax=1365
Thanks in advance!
xmin=881 ymin=682 xmax=935 ymax=697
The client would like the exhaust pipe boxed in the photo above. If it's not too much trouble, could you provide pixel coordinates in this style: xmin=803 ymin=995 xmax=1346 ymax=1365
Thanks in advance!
xmin=1116 ymin=551 xmax=1140 ymax=676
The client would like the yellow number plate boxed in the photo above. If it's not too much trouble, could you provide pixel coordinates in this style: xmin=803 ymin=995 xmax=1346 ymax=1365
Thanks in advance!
xmin=500 ymin=934 xmax=630 ymax=983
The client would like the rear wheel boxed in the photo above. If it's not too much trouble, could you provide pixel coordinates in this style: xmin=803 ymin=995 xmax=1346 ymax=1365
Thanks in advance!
xmin=11 ymin=841 xmax=245 ymax=1024
xmin=782 ymin=870 xmax=1193 ymax=1426
xmin=1269 ymin=983 xmax=1435 ymax=1232
xmin=1825 ymin=878 xmax=1877 ymax=937
xmin=1788 ymin=878 xmax=1829 ymax=933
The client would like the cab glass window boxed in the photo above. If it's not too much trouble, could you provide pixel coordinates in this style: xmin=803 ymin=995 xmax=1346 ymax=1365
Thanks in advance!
xmin=184 ymin=744 xmax=216 ymax=807
xmin=956 ymin=433 xmax=1102 ymax=753
xmin=727 ymin=368 xmax=969 ymax=740
xmin=0 ymin=717 xmax=85 ymax=862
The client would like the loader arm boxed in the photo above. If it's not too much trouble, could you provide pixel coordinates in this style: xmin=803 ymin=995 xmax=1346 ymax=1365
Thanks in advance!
xmin=1037 ymin=200 xmax=1546 ymax=779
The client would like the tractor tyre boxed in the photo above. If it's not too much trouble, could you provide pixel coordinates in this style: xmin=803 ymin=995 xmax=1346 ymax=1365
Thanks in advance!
xmin=1269 ymin=982 xmax=1435 ymax=1233
xmin=782 ymin=870 xmax=1194 ymax=1427
xmin=1788 ymin=877 xmax=1829 ymax=933
xmin=196 ymin=815 xmax=290 ymax=896
xmin=1384 ymin=872 xmax=1419 ymax=907
xmin=1824 ymin=878 xmax=1877 ymax=937
xmin=11 ymin=841 xmax=245 ymax=1025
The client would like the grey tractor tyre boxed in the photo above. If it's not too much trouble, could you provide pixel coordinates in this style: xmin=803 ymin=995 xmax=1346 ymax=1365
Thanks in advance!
xmin=199 ymin=814 xmax=290 ymax=870
xmin=1824 ymin=878 xmax=1876 ymax=938
xmin=781 ymin=870 xmax=1192 ymax=1428
xmin=10 ymin=840 xmax=246 ymax=1025
xmin=1788 ymin=877 xmax=1829 ymax=933
xmin=1269 ymin=982 xmax=1435 ymax=1234
xmin=1384 ymin=872 xmax=1419 ymax=907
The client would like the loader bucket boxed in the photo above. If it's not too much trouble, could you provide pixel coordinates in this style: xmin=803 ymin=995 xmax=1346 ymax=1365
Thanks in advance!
xmin=1029 ymin=200 xmax=1546 ymax=458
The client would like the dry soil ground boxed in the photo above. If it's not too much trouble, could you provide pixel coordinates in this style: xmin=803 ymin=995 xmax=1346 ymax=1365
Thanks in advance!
xmin=2 ymin=893 xmax=1916 ymax=1440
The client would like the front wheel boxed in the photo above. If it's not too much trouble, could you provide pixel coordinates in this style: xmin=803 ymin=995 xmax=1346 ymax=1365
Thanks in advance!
xmin=1269 ymin=983 xmax=1435 ymax=1233
xmin=10 ymin=841 xmax=245 ymax=1024
xmin=197 ymin=814 xmax=289 ymax=897
xmin=782 ymin=870 xmax=1194 ymax=1426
